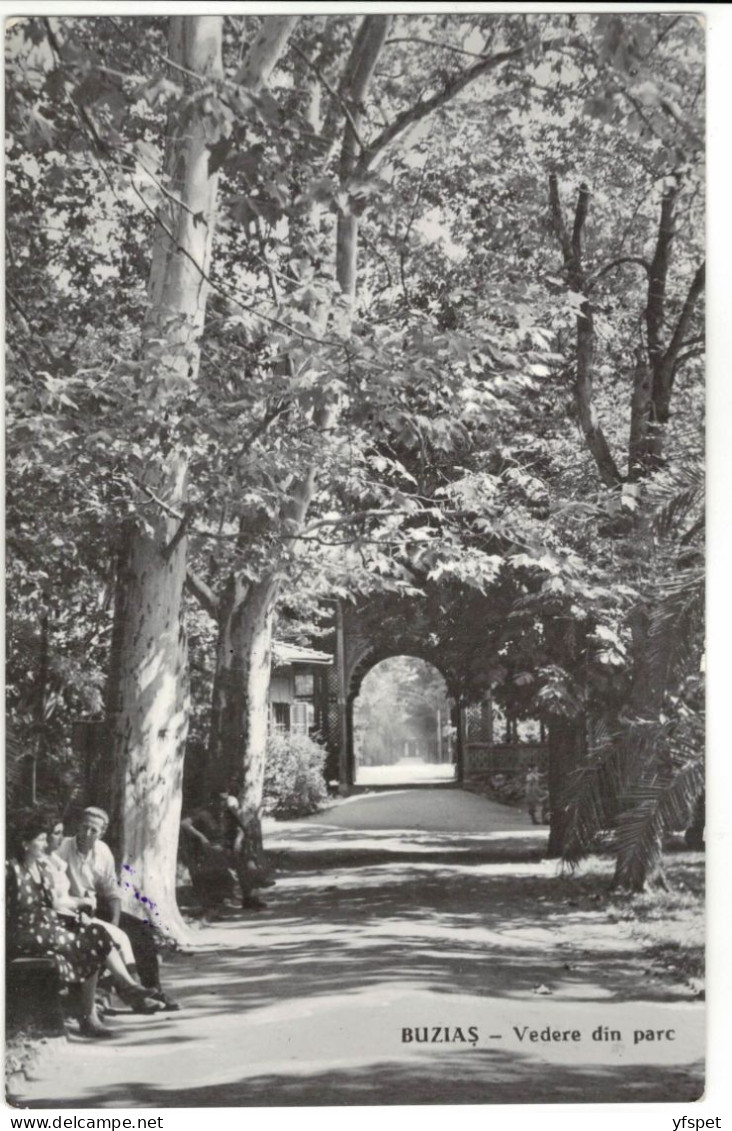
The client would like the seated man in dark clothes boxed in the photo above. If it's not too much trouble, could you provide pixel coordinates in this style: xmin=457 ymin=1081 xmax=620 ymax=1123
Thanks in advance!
xmin=181 ymin=792 xmax=274 ymax=914
xmin=56 ymin=807 xmax=180 ymax=1012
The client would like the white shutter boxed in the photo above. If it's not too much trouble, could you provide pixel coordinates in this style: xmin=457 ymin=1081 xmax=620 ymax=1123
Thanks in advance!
xmin=291 ymin=701 xmax=310 ymax=736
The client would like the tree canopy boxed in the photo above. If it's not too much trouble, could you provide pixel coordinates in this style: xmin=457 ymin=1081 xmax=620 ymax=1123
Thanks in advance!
xmin=6 ymin=13 xmax=704 ymax=899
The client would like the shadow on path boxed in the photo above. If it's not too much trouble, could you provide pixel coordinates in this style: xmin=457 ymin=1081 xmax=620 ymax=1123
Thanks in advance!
xmin=41 ymin=1054 xmax=705 ymax=1108
xmin=15 ymin=792 xmax=704 ymax=1108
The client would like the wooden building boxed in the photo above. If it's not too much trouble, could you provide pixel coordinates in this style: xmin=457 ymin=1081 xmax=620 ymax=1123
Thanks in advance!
xmin=269 ymin=641 xmax=333 ymax=739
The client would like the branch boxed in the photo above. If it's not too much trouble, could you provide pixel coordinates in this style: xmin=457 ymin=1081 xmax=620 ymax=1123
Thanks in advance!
xmin=113 ymin=143 xmax=200 ymax=220
xmin=6 ymin=291 xmax=59 ymax=366
xmin=295 ymin=508 xmax=423 ymax=540
xmin=674 ymin=345 xmax=704 ymax=370
xmin=105 ymin=17 xmax=208 ymax=86
xmin=336 ymin=16 xmax=392 ymax=300
xmin=384 ymin=37 xmax=494 ymax=60
xmin=185 ymin=568 xmax=220 ymax=619
xmin=571 ymin=182 xmax=590 ymax=263
xmin=646 ymin=14 xmax=683 ymax=57
xmin=137 ymin=481 xmax=185 ymax=521
xmin=163 ymin=505 xmax=192 ymax=560
xmin=6 ymin=227 xmax=17 ymax=266
xmin=360 ymin=45 xmax=524 ymax=170
xmin=680 ymin=514 xmax=704 ymax=548
xmin=289 ymin=39 xmax=367 ymax=155
xmin=549 ymin=173 xmax=573 ymax=271
xmin=662 ymin=262 xmax=705 ymax=372
xmin=659 ymin=98 xmax=703 ymax=149
xmin=234 ymin=17 xmax=299 ymax=91
xmin=221 ymin=400 xmax=292 ymax=481
xmin=547 ymin=174 xmax=623 ymax=488
xmin=360 ymin=232 xmax=393 ymax=291
xmin=645 ymin=187 xmax=676 ymax=364
xmin=123 ymin=168 xmax=339 ymax=350
xmin=646 ymin=260 xmax=705 ymax=427
xmin=132 ymin=479 xmax=248 ymax=544
xmin=340 ymin=16 xmax=392 ymax=179
xmin=588 ymin=256 xmax=651 ymax=288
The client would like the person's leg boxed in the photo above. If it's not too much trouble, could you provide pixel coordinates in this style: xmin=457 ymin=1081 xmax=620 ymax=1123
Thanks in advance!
xmin=104 ymin=943 xmax=153 ymax=990
xmin=234 ymin=857 xmax=267 ymax=909
xmin=78 ymin=971 xmax=113 ymax=1038
xmin=231 ymin=832 xmax=267 ymax=910
xmin=103 ymin=948 xmax=164 ymax=1013
xmin=92 ymin=918 xmax=136 ymax=968
xmin=119 ymin=913 xmax=181 ymax=1011
xmin=119 ymin=913 xmax=160 ymax=989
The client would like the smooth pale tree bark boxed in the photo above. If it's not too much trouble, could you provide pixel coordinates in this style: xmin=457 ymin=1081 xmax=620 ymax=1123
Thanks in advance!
xmin=104 ymin=17 xmax=296 ymax=938
xmin=199 ymin=17 xmax=392 ymax=865
xmin=104 ymin=18 xmax=223 ymax=938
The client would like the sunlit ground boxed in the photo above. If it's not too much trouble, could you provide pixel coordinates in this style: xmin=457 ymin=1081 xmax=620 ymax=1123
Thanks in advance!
xmin=355 ymin=760 xmax=457 ymax=786
xmin=13 ymin=790 xmax=704 ymax=1109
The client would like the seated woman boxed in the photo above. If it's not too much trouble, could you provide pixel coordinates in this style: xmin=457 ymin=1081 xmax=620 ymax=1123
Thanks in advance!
xmin=6 ymin=814 xmax=160 ymax=1038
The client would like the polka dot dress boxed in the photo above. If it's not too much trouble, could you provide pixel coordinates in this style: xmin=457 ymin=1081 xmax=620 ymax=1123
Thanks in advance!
xmin=8 ymin=860 xmax=112 ymax=984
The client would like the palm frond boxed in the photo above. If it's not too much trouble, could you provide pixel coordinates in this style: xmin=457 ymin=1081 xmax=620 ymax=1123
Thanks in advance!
xmin=646 ymin=565 xmax=704 ymax=687
xmin=646 ymin=464 xmax=704 ymax=543
xmin=613 ymin=799 xmax=666 ymax=890
xmin=561 ymin=722 xmax=627 ymax=868
xmin=613 ymin=758 xmax=704 ymax=889
xmin=623 ymin=758 xmax=705 ymax=833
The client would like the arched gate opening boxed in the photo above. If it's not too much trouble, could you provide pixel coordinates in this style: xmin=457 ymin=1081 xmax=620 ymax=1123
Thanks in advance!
xmin=352 ymin=656 xmax=456 ymax=786
xmin=348 ymin=653 xmax=460 ymax=787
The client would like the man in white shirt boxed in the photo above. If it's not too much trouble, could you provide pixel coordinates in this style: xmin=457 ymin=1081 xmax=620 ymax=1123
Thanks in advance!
xmin=56 ymin=811 xmax=121 ymax=911
xmin=57 ymin=807 xmax=180 ymax=1011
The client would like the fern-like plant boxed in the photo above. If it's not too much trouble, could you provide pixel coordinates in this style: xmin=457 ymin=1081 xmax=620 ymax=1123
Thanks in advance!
xmin=561 ymin=464 xmax=705 ymax=890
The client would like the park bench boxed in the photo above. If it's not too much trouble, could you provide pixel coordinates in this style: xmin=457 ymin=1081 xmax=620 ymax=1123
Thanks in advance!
xmin=6 ymin=956 xmax=66 ymax=1037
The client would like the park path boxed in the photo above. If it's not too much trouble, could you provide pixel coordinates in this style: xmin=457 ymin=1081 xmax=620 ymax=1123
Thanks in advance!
xmin=13 ymin=789 xmax=704 ymax=1108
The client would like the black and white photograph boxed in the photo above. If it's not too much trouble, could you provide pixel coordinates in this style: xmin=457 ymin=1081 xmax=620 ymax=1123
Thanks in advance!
xmin=4 ymin=5 xmax=715 ymax=1114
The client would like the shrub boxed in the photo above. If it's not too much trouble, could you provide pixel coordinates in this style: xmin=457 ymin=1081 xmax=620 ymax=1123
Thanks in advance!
xmin=263 ymin=731 xmax=328 ymax=819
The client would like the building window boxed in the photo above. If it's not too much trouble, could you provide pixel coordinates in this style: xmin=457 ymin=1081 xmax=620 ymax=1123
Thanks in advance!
xmin=291 ymin=701 xmax=314 ymax=736
xmin=294 ymin=672 xmax=315 ymax=698
xmin=271 ymin=702 xmax=290 ymax=734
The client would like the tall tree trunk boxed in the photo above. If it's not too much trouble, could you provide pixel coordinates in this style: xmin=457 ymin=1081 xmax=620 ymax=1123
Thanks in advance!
xmin=202 ymin=17 xmax=392 ymax=871
xmin=548 ymin=175 xmax=623 ymax=489
xmin=105 ymin=502 xmax=190 ymax=936
xmin=612 ymin=604 xmax=667 ymax=891
xmin=104 ymin=17 xmax=223 ymax=938
xmin=628 ymin=346 xmax=654 ymax=481
xmin=207 ymin=574 xmax=278 ymax=807
xmin=546 ymin=714 xmax=586 ymax=858
xmin=104 ymin=16 xmax=296 ymax=938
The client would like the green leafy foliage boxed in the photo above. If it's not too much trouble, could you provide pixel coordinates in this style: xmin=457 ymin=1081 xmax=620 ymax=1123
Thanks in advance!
xmin=263 ymin=732 xmax=328 ymax=819
xmin=5 ymin=13 xmax=704 ymax=888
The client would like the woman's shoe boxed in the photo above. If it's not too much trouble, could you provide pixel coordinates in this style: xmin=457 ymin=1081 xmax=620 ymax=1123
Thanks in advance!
xmin=79 ymin=1014 xmax=114 ymax=1039
xmin=116 ymin=984 xmax=165 ymax=1014
xmin=147 ymin=989 xmax=181 ymax=1012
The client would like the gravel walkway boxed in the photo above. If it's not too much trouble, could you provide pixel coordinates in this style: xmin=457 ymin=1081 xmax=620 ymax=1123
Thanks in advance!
xmin=12 ymin=789 xmax=704 ymax=1109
